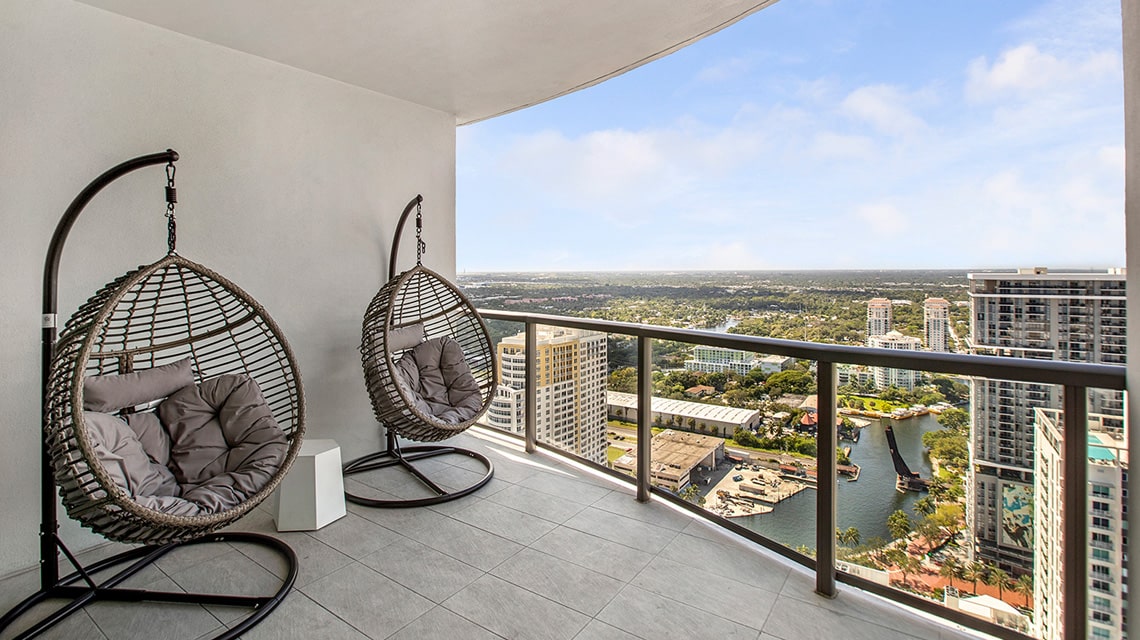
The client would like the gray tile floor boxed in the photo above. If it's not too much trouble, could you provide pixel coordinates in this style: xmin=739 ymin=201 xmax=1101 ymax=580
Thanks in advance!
xmin=1 ymin=428 xmax=995 ymax=640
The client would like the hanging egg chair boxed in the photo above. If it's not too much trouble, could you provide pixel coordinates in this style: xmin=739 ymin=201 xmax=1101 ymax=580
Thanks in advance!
xmin=344 ymin=195 xmax=497 ymax=507
xmin=46 ymin=251 xmax=305 ymax=544
xmin=1 ymin=150 xmax=302 ymax=640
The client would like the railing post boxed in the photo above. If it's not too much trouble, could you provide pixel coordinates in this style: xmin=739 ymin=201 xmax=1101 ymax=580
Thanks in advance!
xmin=525 ymin=321 xmax=537 ymax=454
xmin=815 ymin=360 xmax=837 ymax=598
xmin=1062 ymin=385 xmax=1087 ymax=640
xmin=636 ymin=336 xmax=653 ymax=502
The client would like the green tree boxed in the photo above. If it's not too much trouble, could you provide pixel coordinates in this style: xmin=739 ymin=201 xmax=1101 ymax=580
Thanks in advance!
xmin=1013 ymin=574 xmax=1033 ymax=608
xmin=939 ymin=557 xmax=960 ymax=590
xmin=887 ymin=510 xmax=913 ymax=542
xmin=733 ymin=427 xmax=758 ymax=448
xmin=896 ymin=553 xmax=922 ymax=589
xmin=699 ymin=371 xmax=730 ymax=392
xmin=722 ymin=388 xmax=752 ymax=407
xmin=930 ymin=377 xmax=970 ymax=403
xmin=678 ymin=484 xmax=706 ymax=506
xmin=607 ymin=367 xmax=637 ymax=393
xmin=913 ymin=496 xmax=936 ymax=517
xmin=764 ymin=370 xmax=815 ymax=396
xmin=963 ymin=562 xmax=985 ymax=594
xmin=836 ymin=526 xmax=861 ymax=547
xmin=915 ymin=518 xmax=943 ymax=552
xmin=986 ymin=566 xmax=1011 ymax=601
xmin=936 ymin=407 xmax=969 ymax=431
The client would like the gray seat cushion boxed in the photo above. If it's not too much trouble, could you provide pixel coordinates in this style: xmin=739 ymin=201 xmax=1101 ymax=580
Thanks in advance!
xmin=394 ymin=336 xmax=483 ymax=425
xmin=83 ymin=372 xmax=287 ymax=516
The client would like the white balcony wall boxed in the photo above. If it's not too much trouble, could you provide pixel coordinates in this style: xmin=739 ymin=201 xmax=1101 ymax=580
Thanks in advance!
xmin=0 ymin=0 xmax=455 ymax=576
xmin=1124 ymin=0 xmax=1140 ymax=629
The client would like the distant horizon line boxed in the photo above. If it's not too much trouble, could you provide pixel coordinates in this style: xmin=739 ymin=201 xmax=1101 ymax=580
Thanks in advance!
xmin=456 ymin=265 xmax=1125 ymax=274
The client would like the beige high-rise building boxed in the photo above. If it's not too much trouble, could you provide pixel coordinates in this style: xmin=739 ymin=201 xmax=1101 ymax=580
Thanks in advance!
xmin=866 ymin=297 xmax=893 ymax=345
xmin=923 ymin=297 xmax=951 ymax=352
xmin=483 ymin=328 xmax=608 ymax=464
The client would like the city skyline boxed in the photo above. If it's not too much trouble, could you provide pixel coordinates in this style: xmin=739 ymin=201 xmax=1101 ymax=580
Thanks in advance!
xmin=457 ymin=0 xmax=1124 ymax=272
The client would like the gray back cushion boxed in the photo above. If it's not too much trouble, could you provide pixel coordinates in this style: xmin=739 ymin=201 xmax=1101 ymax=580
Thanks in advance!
xmin=83 ymin=358 xmax=194 ymax=413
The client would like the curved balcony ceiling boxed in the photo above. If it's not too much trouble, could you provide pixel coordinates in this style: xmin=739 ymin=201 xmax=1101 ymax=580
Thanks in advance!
xmin=77 ymin=0 xmax=776 ymax=125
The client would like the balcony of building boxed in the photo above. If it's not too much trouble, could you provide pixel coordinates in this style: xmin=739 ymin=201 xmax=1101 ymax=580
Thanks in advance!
xmin=3 ymin=2 xmax=1140 ymax=640
xmin=0 ymin=426 xmax=983 ymax=640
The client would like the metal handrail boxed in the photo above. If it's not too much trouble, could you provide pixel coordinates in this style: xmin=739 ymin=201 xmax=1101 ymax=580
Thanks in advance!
xmin=480 ymin=309 xmax=1125 ymax=390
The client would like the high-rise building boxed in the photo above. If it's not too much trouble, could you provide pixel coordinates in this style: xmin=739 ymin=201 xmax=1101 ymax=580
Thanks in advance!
xmin=966 ymin=267 xmax=1126 ymax=572
xmin=867 ymin=330 xmax=921 ymax=390
xmin=866 ymin=297 xmax=893 ymax=345
xmin=483 ymin=327 xmax=608 ymax=464
xmin=684 ymin=345 xmax=792 ymax=376
xmin=1033 ymin=409 xmax=1127 ymax=640
xmin=924 ymin=297 xmax=951 ymax=352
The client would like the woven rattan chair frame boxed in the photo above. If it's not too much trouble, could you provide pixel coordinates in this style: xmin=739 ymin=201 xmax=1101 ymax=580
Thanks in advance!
xmin=344 ymin=195 xmax=497 ymax=508
xmin=46 ymin=253 xmax=306 ymax=546
xmin=1 ymin=150 xmax=300 ymax=640
xmin=361 ymin=264 xmax=496 ymax=442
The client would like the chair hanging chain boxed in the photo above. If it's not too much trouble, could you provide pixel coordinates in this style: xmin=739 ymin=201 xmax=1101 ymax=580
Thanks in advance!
xmin=415 ymin=198 xmax=426 ymax=265
xmin=164 ymin=160 xmax=178 ymax=254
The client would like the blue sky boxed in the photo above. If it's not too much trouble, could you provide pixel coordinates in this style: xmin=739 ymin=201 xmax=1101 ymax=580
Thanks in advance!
xmin=456 ymin=0 xmax=1124 ymax=272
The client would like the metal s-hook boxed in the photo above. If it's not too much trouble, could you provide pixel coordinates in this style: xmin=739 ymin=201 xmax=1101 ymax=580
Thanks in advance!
xmin=388 ymin=194 xmax=424 ymax=279
xmin=415 ymin=198 xmax=426 ymax=266
xmin=164 ymin=158 xmax=178 ymax=254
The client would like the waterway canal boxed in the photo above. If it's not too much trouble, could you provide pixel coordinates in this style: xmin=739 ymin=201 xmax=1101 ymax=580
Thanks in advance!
xmin=730 ymin=411 xmax=945 ymax=551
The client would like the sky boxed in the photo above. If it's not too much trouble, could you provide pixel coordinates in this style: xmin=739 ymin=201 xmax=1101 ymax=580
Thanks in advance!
xmin=456 ymin=0 xmax=1125 ymax=272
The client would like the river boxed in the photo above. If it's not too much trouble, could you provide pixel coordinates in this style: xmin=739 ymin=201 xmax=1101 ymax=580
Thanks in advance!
xmin=728 ymin=412 xmax=944 ymax=551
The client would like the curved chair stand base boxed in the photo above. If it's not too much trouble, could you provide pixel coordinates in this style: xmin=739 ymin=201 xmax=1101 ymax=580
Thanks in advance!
xmin=343 ymin=438 xmax=494 ymax=508
xmin=0 ymin=532 xmax=297 ymax=640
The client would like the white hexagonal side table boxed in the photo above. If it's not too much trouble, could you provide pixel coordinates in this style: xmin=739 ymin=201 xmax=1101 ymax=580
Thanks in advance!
xmin=273 ymin=439 xmax=347 ymax=531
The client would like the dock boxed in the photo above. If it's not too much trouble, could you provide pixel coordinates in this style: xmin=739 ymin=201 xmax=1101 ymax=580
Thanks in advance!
xmin=705 ymin=466 xmax=809 ymax=518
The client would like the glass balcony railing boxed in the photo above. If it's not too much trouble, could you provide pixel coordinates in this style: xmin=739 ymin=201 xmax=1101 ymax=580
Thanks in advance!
xmin=477 ymin=309 xmax=1125 ymax=640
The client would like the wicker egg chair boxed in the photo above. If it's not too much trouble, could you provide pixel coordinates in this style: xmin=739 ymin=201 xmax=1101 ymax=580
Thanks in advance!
xmin=343 ymin=195 xmax=497 ymax=507
xmin=0 ymin=150 xmax=302 ymax=640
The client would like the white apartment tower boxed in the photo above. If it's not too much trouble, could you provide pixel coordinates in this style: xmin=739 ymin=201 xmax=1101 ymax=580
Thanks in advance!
xmin=966 ymin=268 xmax=1126 ymax=572
xmin=866 ymin=297 xmax=893 ymax=345
xmin=684 ymin=345 xmax=793 ymax=376
xmin=867 ymin=330 xmax=922 ymax=390
xmin=484 ymin=328 xmax=608 ymax=465
xmin=1033 ymin=409 xmax=1127 ymax=640
xmin=924 ymin=297 xmax=951 ymax=352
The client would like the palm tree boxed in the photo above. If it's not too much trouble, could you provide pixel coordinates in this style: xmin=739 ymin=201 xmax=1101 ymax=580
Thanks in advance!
xmin=1013 ymin=574 xmax=1033 ymax=608
xmin=836 ymin=526 xmax=861 ymax=547
xmin=897 ymin=554 xmax=922 ymax=589
xmin=887 ymin=510 xmax=913 ymax=543
xmin=987 ymin=566 xmax=1011 ymax=601
xmin=913 ymin=496 xmax=936 ymax=517
xmin=952 ymin=561 xmax=967 ymax=592
xmin=963 ymin=562 xmax=985 ymax=594
xmin=939 ymin=557 xmax=960 ymax=589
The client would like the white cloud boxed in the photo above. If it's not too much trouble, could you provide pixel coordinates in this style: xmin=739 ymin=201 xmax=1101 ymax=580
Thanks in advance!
xmin=854 ymin=202 xmax=908 ymax=235
xmin=965 ymin=43 xmax=1119 ymax=103
xmin=696 ymin=57 xmax=751 ymax=84
xmin=840 ymin=85 xmax=928 ymax=138
xmin=1098 ymin=145 xmax=1125 ymax=172
xmin=810 ymin=131 xmax=876 ymax=160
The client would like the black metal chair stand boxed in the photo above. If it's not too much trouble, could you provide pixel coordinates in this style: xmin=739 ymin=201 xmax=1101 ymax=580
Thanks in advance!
xmin=0 ymin=149 xmax=302 ymax=640
xmin=0 ymin=532 xmax=297 ymax=640
xmin=343 ymin=430 xmax=494 ymax=508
